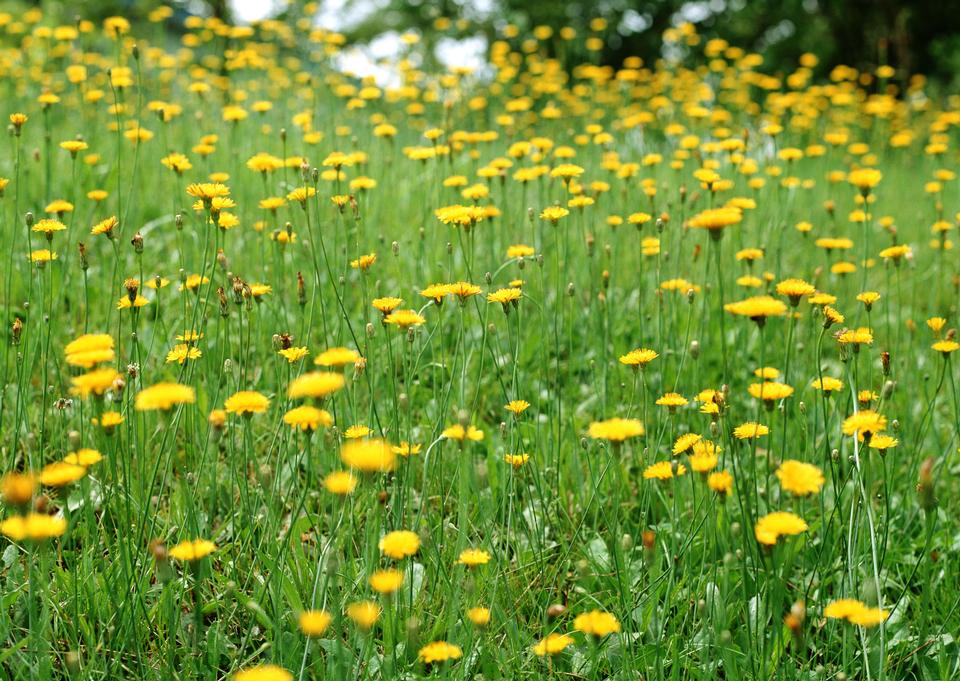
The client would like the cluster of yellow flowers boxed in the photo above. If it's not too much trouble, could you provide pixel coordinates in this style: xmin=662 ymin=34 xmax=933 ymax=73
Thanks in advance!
xmin=0 ymin=4 xmax=956 ymax=679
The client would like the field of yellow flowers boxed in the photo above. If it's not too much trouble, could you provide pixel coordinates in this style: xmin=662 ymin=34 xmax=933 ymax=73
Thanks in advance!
xmin=1 ymin=4 xmax=959 ymax=679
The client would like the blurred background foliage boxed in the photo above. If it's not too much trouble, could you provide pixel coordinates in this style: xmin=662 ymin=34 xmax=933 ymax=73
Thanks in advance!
xmin=14 ymin=0 xmax=960 ymax=90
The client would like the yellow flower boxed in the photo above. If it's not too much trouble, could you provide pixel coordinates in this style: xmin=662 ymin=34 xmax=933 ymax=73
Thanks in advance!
xmin=776 ymin=278 xmax=816 ymax=304
xmin=868 ymin=434 xmax=898 ymax=451
xmin=161 ymin=153 xmax=193 ymax=174
xmin=323 ymin=471 xmax=357 ymax=495
xmin=847 ymin=168 xmax=882 ymax=192
xmin=392 ymin=441 xmax=422 ymax=456
xmin=166 ymin=344 xmax=202 ymax=364
xmin=299 ymin=610 xmax=332 ymax=637
xmin=754 ymin=511 xmax=808 ymax=545
xmin=40 ymin=461 xmax=87 ymax=486
xmin=420 ymin=284 xmax=452 ymax=304
xmin=45 ymin=199 xmax=74 ymax=214
xmin=823 ymin=306 xmax=845 ymax=327
xmin=135 ymin=383 xmax=196 ymax=411
xmin=286 ymin=186 xmax=316 ymax=204
xmin=504 ymin=453 xmax=530 ymax=468
xmin=344 ymin=425 xmax=371 ymax=439
xmin=384 ymin=309 xmax=426 ymax=328
xmin=70 ymin=368 xmax=122 ymax=398
xmin=442 ymin=424 xmax=484 ymax=441
xmin=63 ymin=449 xmax=104 ymax=467
xmin=466 ymin=606 xmax=491 ymax=627
xmin=168 ymin=539 xmax=217 ymax=561
xmin=550 ymin=163 xmax=584 ymax=180
xmin=287 ymin=372 xmax=346 ymax=400
xmin=278 ymin=347 xmax=309 ymax=363
xmin=418 ymin=641 xmax=463 ymax=664
xmin=848 ymin=607 xmax=890 ymax=627
xmin=283 ymin=406 xmax=332 ymax=431
xmin=540 ymin=206 xmax=570 ymax=223
xmin=708 ymin=470 xmax=734 ymax=495
xmin=32 ymin=218 xmax=67 ymax=235
xmin=314 ymin=347 xmax=360 ymax=367
xmin=533 ymin=633 xmax=575 ymax=656
xmin=933 ymin=340 xmax=960 ymax=355
xmin=588 ymin=417 xmax=644 ymax=442
xmin=748 ymin=382 xmax=794 ymax=402
xmin=346 ymin=601 xmax=381 ymax=630
xmin=448 ymin=281 xmax=482 ymax=301
xmin=233 ymin=664 xmax=293 ymax=681
xmin=65 ymin=333 xmax=115 ymax=368
xmin=836 ymin=327 xmax=873 ymax=345
xmin=856 ymin=291 xmax=881 ymax=309
xmin=672 ymin=433 xmax=702 ymax=455
xmin=824 ymin=599 xmax=888 ymax=627
xmin=619 ymin=348 xmax=658 ymax=367
xmin=457 ymin=548 xmax=490 ymax=566
xmin=573 ymin=610 xmax=621 ymax=637
xmin=725 ymin=296 xmax=787 ymax=320
xmin=185 ymin=182 xmax=230 ymax=201
xmin=812 ymin=377 xmax=844 ymax=392
xmin=369 ymin=569 xmax=404 ymax=594
xmin=687 ymin=206 xmax=742 ymax=232
xmin=350 ymin=253 xmax=377 ymax=270
xmin=643 ymin=461 xmax=686 ymax=480
xmin=841 ymin=411 xmax=887 ymax=439
xmin=224 ymin=391 xmax=270 ymax=415
xmin=487 ymin=287 xmax=522 ymax=308
xmin=341 ymin=439 xmax=395 ymax=472
xmin=91 ymin=216 xmax=119 ymax=236
xmin=733 ymin=422 xmax=769 ymax=439
xmin=372 ymin=297 xmax=403 ymax=314
xmin=1 ymin=472 xmax=37 ymax=505
xmin=824 ymin=598 xmax=868 ymax=620
xmin=505 ymin=399 xmax=530 ymax=415
xmin=689 ymin=447 xmax=718 ymax=473
xmin=379 ymin=530 xmax=420 ymax=559
xmin=507 ymin=244 xmax=535 ymax=258
xmin=30 ymin=249 xmax=58 ymax=264
xmin=0 ymin=513 xmax=67 ymax=541
xmin=927 ymin=317 xmax=947 ymax=335
xmin=117 ymin=295 xmax=150 ymax=310
xmin=656 ymin=392 xmax=688 ymax=408
xmin=96 ymin=411 xmax=124 ymax=431
xmin=775 ymin=460 xmax=825 ymax=496
xmin=180 ymin=274 xmax=210 ymax=292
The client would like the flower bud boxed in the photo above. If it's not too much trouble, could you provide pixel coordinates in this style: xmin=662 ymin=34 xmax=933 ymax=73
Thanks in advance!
xmin=918 ymin=457 xmax=936 ymax=512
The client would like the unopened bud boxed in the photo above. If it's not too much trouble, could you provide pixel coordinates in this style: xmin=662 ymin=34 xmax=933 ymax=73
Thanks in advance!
xmin=918 ymin=457 xmax=937 ymax=512
xmin=297 ymin=271 xmax=306 ymax=306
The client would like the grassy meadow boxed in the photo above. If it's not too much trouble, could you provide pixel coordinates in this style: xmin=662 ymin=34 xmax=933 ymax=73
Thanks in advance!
xmin=0 ymin=4 xmax=959 ymax=679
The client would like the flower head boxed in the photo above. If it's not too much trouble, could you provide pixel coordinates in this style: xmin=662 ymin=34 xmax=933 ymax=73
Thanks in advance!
xmin=135 ymin=383 xmax=196 ymax=411
xmin=754 ymin=511 xmax=808 ymax=545
xmin=588 ymin=418 xmax=644 ymax=442
xmin=224 ymin=391 xmax=270 ymax=416
xmin=776 ymin=460 xmax=825 ymax=496
xmin=341 ymin=439 xmax=395 ymax=472
xmin=573 ymin=610 xmax=621 ymax=637
xmin=168 ymin=539 xmax=217 ymax=561
xmin=379 ymin=530 xmax=420 ymax=559
xmin=418 ymin=641 xmax=463 ymax=664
